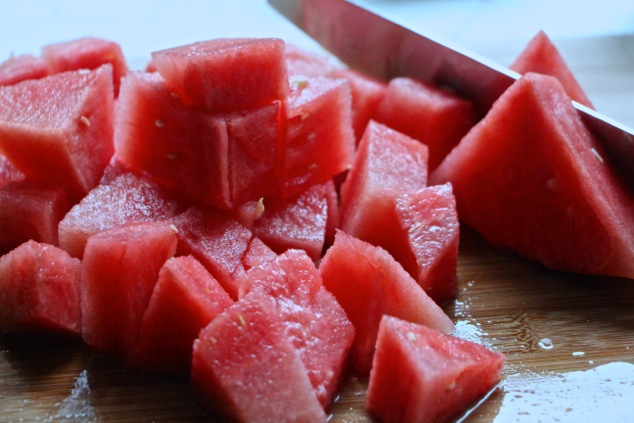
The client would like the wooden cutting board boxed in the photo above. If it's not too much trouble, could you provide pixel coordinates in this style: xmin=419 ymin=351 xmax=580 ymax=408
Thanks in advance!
xmin=1 ymin=34 xmax=633 ymax=422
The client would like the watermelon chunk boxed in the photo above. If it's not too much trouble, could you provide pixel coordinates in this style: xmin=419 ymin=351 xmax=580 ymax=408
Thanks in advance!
xmin=0 ymin=153 xmax=25 ymax=189
xmin=115 ymin=71 xmax=231 ymax=209
xmin=81 ymin=221 xmax=178 ymax=356
xmin=173 ymin=206 xmax=253 ymax=300
xmin=510 ymin=31 xmax=593 ymax=108
xmin=0 ymin=65 xmax=114 ymax=199
xmin=367 ymin=315 xmax=505 ymax=423
xmin=0 ymin=54 xmax=50 ymax=86
xmin=191 ymin=291 xmax=327 ymax=423
xmin=340 ymin=120 xmax=429 ymax=258
xmin=373 ymin=77 xmax=476 ymax=170
xmin=319 ymin=230 xmax=455 ymax=376
xmin=126 ymin=255 xmax=233 ymax=378
xmin=0 ymin=182 xmax=72 ymax=255
xmin=58 ymin=172 xmax=181 ymax=258
xmin=431 ymin=73 xmax=634 ymax=279
xmin=41 ymin=37 xmax=128 ymax=95
xmin=151 ymin=38 xmax=289 ymax=112
xmin=239 ymin=249 xmax=354 ymax=408
xmin=0 ymin=241 xmax=81 ymax=336
xmin=284 ymin=76 xmax=355 ymax=196
xmin=253 ymin=181 xmax=333 ymax=261
xmin=392 ymin=183 xmax=460 ymax=305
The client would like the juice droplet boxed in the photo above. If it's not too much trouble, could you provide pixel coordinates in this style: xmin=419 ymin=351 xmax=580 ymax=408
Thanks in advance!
xmin=538 ymin=338 xmax=554 ymax=350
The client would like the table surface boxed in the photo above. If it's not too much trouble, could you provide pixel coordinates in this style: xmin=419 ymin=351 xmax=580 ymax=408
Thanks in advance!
xmin=1 ymin=2 xmax=634 ymax=422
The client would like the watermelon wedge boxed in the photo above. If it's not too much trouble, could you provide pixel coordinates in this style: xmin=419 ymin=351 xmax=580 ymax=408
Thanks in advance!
xmin=367 ymin=315 xmax=505 ymax=423
xmin=319 ymin=230 xmax=454 ymax=376
xmin=0 ymin=54 xmax=50 ymax=86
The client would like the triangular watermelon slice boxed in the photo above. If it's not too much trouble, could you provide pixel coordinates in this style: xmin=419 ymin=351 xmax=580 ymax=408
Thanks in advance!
xmin=367 ymin=315 xmax=505 ymax=423
xmin=431 ymin=72 xmax=634 ymax=279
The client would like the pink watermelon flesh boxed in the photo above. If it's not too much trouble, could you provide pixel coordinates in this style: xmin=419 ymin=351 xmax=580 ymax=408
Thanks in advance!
xmin=238 ymin=249 xmax=355 ymax=408
xmin=319 ymin=230 xmax=455 ymax=376
xmin=373 ymin=77 xmax=476 ymax=170
xmin=0 ymin=54 xmax=50 ymax=86
xmin=151 ymin=38 xmax=289 ymax=112
xmin=0 ymin=153 xmax=25 ymax=189
xmin=367 ymin=315 xmax=505 ymax=423
xmin=114 ymin=71 xmax=231 ymax=209
xmin=0 ymin=65 xmax=114 ymax=200
xmin=510 ymin=31 xmax=593 ymax=108
xmin=340 ymin=120 xmax=429 ymax=257
xmin=392 ymin=183 xmax=460 ymax=305
xmin=41 ymin=37 xmax=128 ymax=95
xmin=58 ymin=172 xmax=181 ymax=259
xmin=0 ymin=182 xmax=72 ymax=255
xmin=81 ymin=221 xmax=178 ymax=356
xmin=253 ymin=181 xmax=332 ymax=261
xmin=431 ymin=73 xmax=634 ymax=279
xmin=191 ymin=291 xmax=327 ymax=423
xmin=284 ymin=43 xmax=338 ymax=77
xmin=126 ymin=255 xmax=233 ymax=378
xmin=172 ymin=206 xmax=253 ymax=300
xmin=284 ymin=76 xmax=355 ymax=197
xmin=0 ymin=240 xmax=81 ymax=335
xmin=232 ymin=236 xmax=278 ymax=282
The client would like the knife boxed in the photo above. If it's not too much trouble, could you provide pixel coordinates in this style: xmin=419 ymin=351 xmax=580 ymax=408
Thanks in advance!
xmin=268 ymin=0 xmax=634 ymax=191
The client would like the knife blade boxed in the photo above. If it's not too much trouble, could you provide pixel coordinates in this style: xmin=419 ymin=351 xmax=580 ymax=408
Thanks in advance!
xmin=269 ymin=0 xmax=634 ymax=190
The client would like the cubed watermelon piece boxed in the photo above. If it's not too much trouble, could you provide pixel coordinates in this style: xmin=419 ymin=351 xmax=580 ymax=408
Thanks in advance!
xmin=0 ymin=65 xmax=114 ymax=199
xmin=173 ymin=206 xmax=253 ymax=300
xmin=284 ymin=76 xmax=355 ymax=197
xmin=115 ymin=71 xmax=231 ymax=209
xmin=511 ymin=31 xmax=593 ymax=108
xmin=41 ymin=37 xmax=128 ymax=95
xmin=367 ymin=315 xmax=505 ymax=423
xmin=431 ymin=73 xmax=634 ymax=279
xmin=284 ymin=43 xmax=338 ymax=77
xmin=373 ymin=77 xmax=476 ymax=170
xmin=0 ymin=241 xmax=81 ymax=335
xmin=319 ymin=230 xmax=455 ymax=376
xmin=0 ymin=153 xmax=25 ymax=189
xmin=58 ymin=172 xmax=181 ymax=258
xmin=81 ymin=221 xmax=178 ymax=356
xmin=151 ymin=38 xmax=289 ymax=112
xmin=392 ymin=183 xmax=460 ymax=305
xmin=340 ymin=120 xmax=428 ymax=256
xmin=239 ymin=249 xmax=354 ymax=408
xmin=126 ymin=255 xmax=233 ymax=378
xmin=0 ymin=182 xmax=72 ymax=255
xmin=253 ymin=181 xmax=333 ymax=261
xmin=0 ymin=54 xmax=50 ymax=86
xmin=191 ymin=291 xmax=327 ymax=423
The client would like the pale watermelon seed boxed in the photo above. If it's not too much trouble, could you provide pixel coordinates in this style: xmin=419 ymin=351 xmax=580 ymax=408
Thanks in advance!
xmin=80 ymin=116 xmax=91 ymax=127
xmin=155 ymin=119 xmax=165 ymax=128
xmin=590 ymin=147 xmax=605 ymax=163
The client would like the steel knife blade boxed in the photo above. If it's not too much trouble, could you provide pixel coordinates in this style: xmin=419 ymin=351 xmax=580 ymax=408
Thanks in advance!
xmin=269 ymin=0 xmax=634 ymax=190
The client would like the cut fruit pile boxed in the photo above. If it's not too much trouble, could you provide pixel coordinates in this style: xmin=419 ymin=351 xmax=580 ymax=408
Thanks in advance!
xmin=1 ymin=29 xmax=632 ymax=423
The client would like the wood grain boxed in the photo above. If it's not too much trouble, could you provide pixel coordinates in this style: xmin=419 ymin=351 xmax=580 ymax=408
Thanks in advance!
xmin=2 ymin=35 xmax=634 ymax=422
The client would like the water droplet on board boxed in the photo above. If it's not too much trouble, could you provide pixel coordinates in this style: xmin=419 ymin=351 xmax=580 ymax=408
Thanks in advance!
xmin=538 ymin=338 xmax=554 ymax=350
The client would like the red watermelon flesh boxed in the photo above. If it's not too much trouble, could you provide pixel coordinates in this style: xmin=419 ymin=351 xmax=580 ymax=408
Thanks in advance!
xmin=0 ymin=154 xmax=25 ymax=189
xmin=81 ymin=221 xmax=178 ymax=356
xmin=284 ymin=76 xmax=355 ymax=197
xmin=510 ymin=31 xmax=593 ymax=108
xmin=173 ymin=206 xmax=253 ymax=300
xmin=340 ymin=120 xmax=429 ymax=257
xmin=367 ymin=315 xmax=505 ymax=423
xmin=0 ymin=54 xmax=50 ymax=86
xmin=191 ymin=291 xmax=327 ymax=423
xmin=253 ymin=181 xmax=332 ymax=261
xmin=431 ymin=73 xmax=634 ymax=279
xmin=238 ymin=236 xmax=278 ymax=277
xmin=114 ymin=71 xmax=231 ymax=209
xmin=126 ymin=255 xmax=233 ymax=378
xmin=319 ymin=230 xmax=455 ymax=376
xmin=151 ymin=38 xmax=289 ymax=113
xmin=373 ymin=77 xmax=476 ymax=170
xmin=0 ymin=65 xmax=114 ymax=200
xmin=41 ymin=37 xmax=128 ymax=95
xmin=284 ymin=43 xmax=338 ymax=77
xmin=0 ymin=241 xmax=81 ymax=335
xmin=58 ymin=172 xmax=181 ymax=259
xmin=239 ymin=249 xmax=355 ymax=408
xmin=392 ymin=183 xmax=460 ymax=305
xmin=0 ymin=182 xmax=72 ymax=255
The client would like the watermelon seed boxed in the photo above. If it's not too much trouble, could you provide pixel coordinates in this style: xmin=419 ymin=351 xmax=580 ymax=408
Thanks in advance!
xmin=237 ymin=313 xmax=247 ymax=328
xmin=255 ymin=198 xmax=265 ymax=219
xmin=170 ymin=92 xmax=179 ymax=99
xmin=166 ymin=153 xmax=177 ymax=160
xmin=155 ymin=119 xmax=165 ymax=128
xmin=307 ymin=132 xmax=316 ymax=140
xmin=446 ymin=381 xmax=456 ymax=391
xmin=169 ymin=224 xmax=178 ymax=234
xmin=80 ymin=116 xmax=91 ymax=127
xmin=590 ymin=147 xmax=605 ymax=163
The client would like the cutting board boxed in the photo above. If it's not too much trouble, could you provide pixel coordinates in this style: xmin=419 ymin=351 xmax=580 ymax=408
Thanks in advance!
xmin=1 ymin=34 xmax=633 ymax=422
